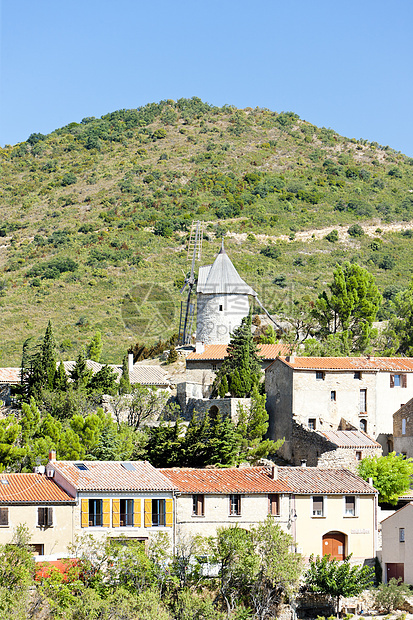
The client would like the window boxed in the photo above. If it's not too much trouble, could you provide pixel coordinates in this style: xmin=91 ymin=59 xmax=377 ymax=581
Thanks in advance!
xmin=402 ymin=419 xmax=407 ymax=435
xmin=355 ymin=451 xmax=362 ymax=461
xmin=354 ymin=371 xmax=361 ymax=380
xmin=308 ymin=418 xmax=316 ymax=430
xmin=212 ymin=363 xmax=217 ymax=371
xmin=192 ymin=494 xmax=205 ymax=516
xmin=344 ymin=496 xmax=356 ymax=516
xmin=219 ymin=305 xmax=223 ymax=312
xmin=89 ymin=499 xmax=103 ymax=527
xmin=316 ymin=371 xmax=325 ymax=380
xmin=75 ymin=463 xmax=88 ymax=471
xmin=0 ymin=507 xmax=8 ymax=526
xmin=331 ymin=391 xmax=336 ymax=401
xmin=400 ymin=528 xmax=405 ymax=542
xmin=38 ymin=507 xmax=53 ymax=527
xmin=268 ymin=494 xmax=280 ymax=516
xmin=152 ymin=499 xmax=166 ymax=527
xmin=360 ymin=419 xmax=367 ymax=433
xmin=391 ymin=374 xmax=407 ymax=388
xmin=359 ymin=389 xmax=367 ymax=413
xmin=312 ymin=496 xmax=324 ymax=517
xmin=229 ymin=494 xmax=241 ymax=516
xmin=119 ymin=499 xmax=134 ymax=527
xmin=31 ymin=543 xmax=44 ymax=556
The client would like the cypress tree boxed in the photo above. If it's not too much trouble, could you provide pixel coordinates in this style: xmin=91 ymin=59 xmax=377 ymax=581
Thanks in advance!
xmin=70 ymin=351 xmax=92 ymax=390
xmin=41 ymin=321 xmax=57 ymax=391
xmin=119 ymin=356 xmax=132 ymax=394
xmin=87 ymin=331 xmax=102 ymax=362
xmin=54 ymin=361 xmax=69 ymax=391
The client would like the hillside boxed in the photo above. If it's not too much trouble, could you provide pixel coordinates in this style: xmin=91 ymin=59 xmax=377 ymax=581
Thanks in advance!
xmin=1 ymin=97 xmax=413 ymax=364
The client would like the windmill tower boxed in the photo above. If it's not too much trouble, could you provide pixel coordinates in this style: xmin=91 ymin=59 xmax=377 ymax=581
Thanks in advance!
xmin=196 ymin=241 xmax=257 ymax=345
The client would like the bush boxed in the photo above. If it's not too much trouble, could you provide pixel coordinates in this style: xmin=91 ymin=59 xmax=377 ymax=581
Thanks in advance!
xmin=348 ymin=224 xmax=364 ymax=238
xmin=273 ymin=275 xmax=287 ymax=288
xmin=373 ymin=578 xmax=411 ymax=612
xmin=378 ymin=254 xmax=395 ymax=270
xmin=260 ymin=244 xmax=281 ymax=260
xmin=27 ymin=257 xmax=78 ymax=280
xmin=325 ymin=230 xmax=339 ymax=243
xmin=61 ymin=172 xmax=77 ymax=186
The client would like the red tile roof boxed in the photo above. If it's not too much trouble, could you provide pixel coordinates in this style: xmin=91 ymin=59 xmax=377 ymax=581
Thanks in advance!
xmin=187 ymin=343 xmax=291 ymax=362
xmin=0 ymin=474 xmax=74 ymax=503
xmin=51 ymin=461 xmax=177 ymax=492
xmin=0 ymin=368 xmax=21 ymax=384
xmin=277 ymin=467 xmax=376 ymax=494
xmin=317 ymin=430 xmax=381 ymax=449
xmin=160 ymin=467 xmax=292 ymax=494
xmin=274 ymin=356 xmax=413 ymax=372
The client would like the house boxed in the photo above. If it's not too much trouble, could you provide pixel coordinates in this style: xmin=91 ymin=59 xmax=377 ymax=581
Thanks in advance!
xmin=283 ymin=425 xmax=382 ymax=470
xmin=393 ymin=398 xmax=413 ymax=457
xmin=0 ymin=471 xmax=75 ymax=559
xmin=0 ymin=367 xmax=21 ymax=406
xmin=265 ymin=356 xmax=413 ymax=457
xmin=277 ymin=467 xmax=378 ymax=563
xmin=381 ymin=502 xmax=413 ymax=583
xmin=45 ymin=454 xmax=177 ymax=547
xmin=63 ymin=358 xmax=171 ymax=389
xmin=161 ymin=465 xmax=377 ymax=565
xmin=160 ymin=466 xmax=292 ymax=540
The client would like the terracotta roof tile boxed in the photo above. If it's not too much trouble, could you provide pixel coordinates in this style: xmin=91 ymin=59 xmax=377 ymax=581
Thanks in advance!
xmin=317 ymin=430 xmax=381 ymax=449
xmin=0 ymin=368 xmax=21 ymax=384
xmin=277 ymin=467 xmax=376 ymax=494
xmin=51 ymin=461 xmax=177 ymax=492
xmin=160 ymin=467 xmax=292 ymax=494
xmin=271 ymin=356 xmax=413 ymax=372
xmin=0 ymin=474 xmax=74 ymax=503
xmin=187 ymin=343 xmax=291 ymax=362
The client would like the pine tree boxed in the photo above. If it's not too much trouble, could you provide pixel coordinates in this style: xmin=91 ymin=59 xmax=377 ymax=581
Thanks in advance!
xmin=118 ymin=356 xmax=132 ymax=394
xmin=213 ymin=310 xmax=262 ymax=398
xmin=167 ymin=345 xmax=178 ymax=364
xmin=218 ymin=375 xmax=229 ymax=398
xmin=53 ymin=361 xmax=68 ymax=392
xmin=70 ymin=351 xmax=92 ymax=390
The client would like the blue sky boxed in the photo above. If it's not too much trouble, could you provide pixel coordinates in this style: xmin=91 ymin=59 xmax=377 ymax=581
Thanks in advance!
xmin=1 ymin=0 xmax=412 ymax=155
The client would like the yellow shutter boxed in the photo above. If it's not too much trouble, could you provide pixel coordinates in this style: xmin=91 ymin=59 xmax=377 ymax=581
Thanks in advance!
xmin=102 ymin=498 xmax=110 ymax=527
xmin=133 ymin=499 xmax=141 ymax=527
xmin=144 ymin=498 xmax=152 ymax=527
xmin=165 ymin=498 xmax=173 ymax=527
xmin=112 ymin=499 xmax=120 ymax=528
xmin=81 ymin=499 xmax=89 ymax=528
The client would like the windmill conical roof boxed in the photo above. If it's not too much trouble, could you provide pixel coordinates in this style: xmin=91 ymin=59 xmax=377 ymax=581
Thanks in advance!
xmin=197 ymin=244 xmax=257 ymax=296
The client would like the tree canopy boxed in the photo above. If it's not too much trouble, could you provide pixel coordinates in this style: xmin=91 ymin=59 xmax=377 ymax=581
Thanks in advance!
xmin=358 ymin=452 xmax=413 ymax=505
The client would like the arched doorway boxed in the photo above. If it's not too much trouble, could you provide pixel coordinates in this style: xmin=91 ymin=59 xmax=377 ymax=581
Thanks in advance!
xmin=322 ymin=531 xmax=346 ymax=560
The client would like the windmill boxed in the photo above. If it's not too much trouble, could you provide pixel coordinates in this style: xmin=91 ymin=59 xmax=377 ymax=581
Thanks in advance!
xmin=178 ymin=220 xmax=203 ymax=345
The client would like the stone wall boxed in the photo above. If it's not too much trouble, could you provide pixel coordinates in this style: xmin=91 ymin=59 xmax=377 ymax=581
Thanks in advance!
xmin=0 ymin=385 xmax=11 ymax=406
xmin=180 ymin=395 xmax=251 ymax=422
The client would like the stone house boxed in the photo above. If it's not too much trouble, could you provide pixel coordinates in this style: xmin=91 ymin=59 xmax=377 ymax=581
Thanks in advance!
xmin=393 ymin=398 xmax=413 ymax=457
xmin=45 ymin=455 xmax=177 ymax=549
xmin=277 ymin=467 xmax=378 ymax=563
xmin=0 ymin=367 xmax=20 ymax=406
xmin=265 ymin=355 xmax=413 ymax=457
xmin=381 ymin=502 xmax=413 ymax=584
xmin=0 ymin=471 xmax=75 ymax=560
xmin=285 ymin=425 xmax=382 ymax=471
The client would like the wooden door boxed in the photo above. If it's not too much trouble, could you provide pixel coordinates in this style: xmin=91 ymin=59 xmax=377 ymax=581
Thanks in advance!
xmin=386 ymin=563 xmax=404 ymax=582
xmin=322 ymin=532 xmax=346 ymax=560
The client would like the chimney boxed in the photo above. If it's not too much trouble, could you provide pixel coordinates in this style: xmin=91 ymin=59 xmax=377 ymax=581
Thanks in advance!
xmin=300 ymin=459 xmax=307 ymax=467
xmin=128 ymin=351 xmax=134 ymax=373
xmin=368 ymin=477 xmax=373 ymax=486
xmin=49 ymin=449 xmax=56 ymax=462
xmin=270 ymin=465 xmax=278 ymax=480
xmin=286 ymin=354 xmax=295 ymax=363
xmin=195 ymin=341 xmax=205 ymax=354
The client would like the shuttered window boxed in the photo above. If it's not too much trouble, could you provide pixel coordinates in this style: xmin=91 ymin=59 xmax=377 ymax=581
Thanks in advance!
xmin=359 ymin=389 xmax=367 ymax=413
xmin=268 ymin=494 xmax=280 ymax=516
xmin=192 ymin=494 xmax=205 ymax=516
xmin=38 ymin=507 xmax=53 ymax=527
xmin=345 ymin=496 xmax=356 ymax=516
xmin=391 ymin=374 xmax=407 ymax=388
xmin=152 ymin=499 xmax=166 ymax=526
xmin=229 ymin=494 xmax=241 ymax=516
xmin=312 ymin=496 xmax=324 ymax=516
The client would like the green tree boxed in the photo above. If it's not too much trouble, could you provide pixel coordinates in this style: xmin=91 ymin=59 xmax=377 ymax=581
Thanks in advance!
xmin=358 ymin=452 xmax=413 ymax=505
xmin=87 ymin=331 xmax=102 ymax=362
xmin=41 ymin=320 xmax=57 ymax=390
xmin=385 ymin=278 xmax=413 ymax=355
xmin=306 ymin=554 xmax=374 ymax=615
xmin=213 ymin=311 xmax=262 ymax=397
xmin=118 ymin=356 xmax=131 ymax=395
xmin=313 ymin=262 xmax=382 ymax=353
xmin=53 ymin=361 xmax=69 ymax=391
xmin=236 ymin=387 xmax=284 ymax=463
xmin=167 ymin=345 xmax=178 ymax=364
xmin=70 ymin=351 xmax=92 ymax=390
xmin=87 ymin=365 xmax=118 ymax=396
xmin=374 ymin=578 xmax=411 ymax=612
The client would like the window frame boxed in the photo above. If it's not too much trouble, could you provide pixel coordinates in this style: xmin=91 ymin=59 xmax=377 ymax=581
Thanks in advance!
xmin=229 ymin=494 xmax=241 ymax=516
xmin=400 ymin=527 xmax=405 ymax=543
xmin=360 ymin=418 xmax=367 ymax=433
xmin=359 ymin=388 xmax=367 ymax=413
xmin=344 ymin=495 xmax=357 ymax=517
xmin=38 ymin=506 xmax=53 ymax=528
xmin=354 ymin=371 xmax=361 ymax=380
xmin=192 ymin=494 xmax=205 ymax=517
xmin=268 ymin=494 xmax=280 ymax=516
xmin=119 ymin=498 xmax=134 ymax=527
xmin=308 ymin=418 xmax=316 ymax=430
xmin=331 ymin=390 xmax=336 ymax=402
xmin=312 ymin=495 xmax=324 ymax=517
xmin=0 ymin=506 xmax=8 ymax=527
xmin=391 ymin=373 xmax=407 ymax=388
xmin=151 ymin=499 xmax=166 ymax=527
xmin=315 ymin=371 xmax=325 ymax=381
xmin=89 ymin=499 xmax=103 ymax=527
